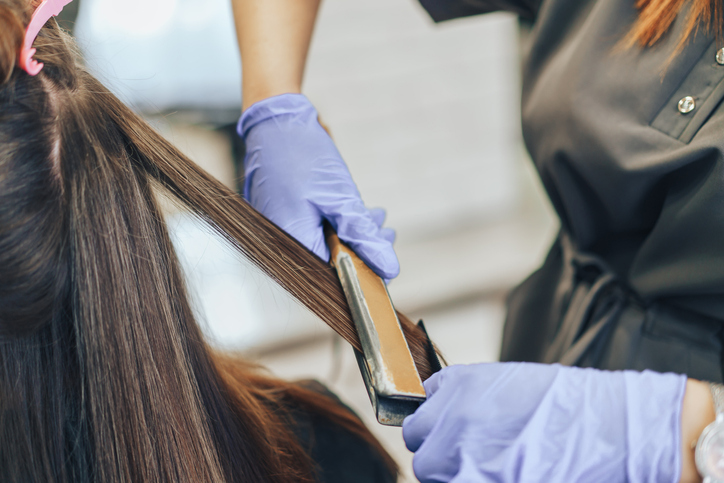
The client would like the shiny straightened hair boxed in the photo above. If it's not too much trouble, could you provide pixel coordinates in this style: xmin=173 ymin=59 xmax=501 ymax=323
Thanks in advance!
xmin=0 ymin=0 xmax=399 ymax=480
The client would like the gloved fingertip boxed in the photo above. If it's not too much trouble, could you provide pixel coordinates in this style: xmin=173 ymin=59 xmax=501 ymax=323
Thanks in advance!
xmin=329 ymin=212 xmax=400 ymax=278
xmin=368 ymin=257 xmax=400 ymax=280
xmin=422 ymin=370 xmax=443 ymax=397
xmin=402 ymin=414 xmax=425 ymax=453
xmin=378 ymin=227 xmax=397 ymax=245
xmin=340 ymin=238 xmax=399 ymax=279
xmin=368 ymin=208 xmax=387 ymax=228
xmin=375 ymin=251 xmax=400 ymax=280
xmin=402 ymin=398 xmax=442 ymax=456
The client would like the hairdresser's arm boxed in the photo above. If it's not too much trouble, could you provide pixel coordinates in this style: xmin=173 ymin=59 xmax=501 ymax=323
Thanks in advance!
xmin=403 ymin=363 xmax=715 ymax=483
xmin=230 ymin=0 xmax=400 ymax=278
xmin=231 ymin=0 xmax=319 ymax=109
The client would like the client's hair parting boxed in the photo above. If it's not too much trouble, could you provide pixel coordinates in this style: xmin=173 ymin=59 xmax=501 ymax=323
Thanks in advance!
xmin=0 ymin=1 xmax=419 ymax=482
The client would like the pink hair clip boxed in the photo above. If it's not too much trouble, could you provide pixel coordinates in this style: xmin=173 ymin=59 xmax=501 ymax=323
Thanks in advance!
xmin=18 ymin=0 xmax=74 ymax=76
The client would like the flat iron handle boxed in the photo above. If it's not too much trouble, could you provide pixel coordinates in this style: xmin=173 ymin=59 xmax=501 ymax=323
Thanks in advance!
xmin=323 ymin=224 xmax=426 ymax=397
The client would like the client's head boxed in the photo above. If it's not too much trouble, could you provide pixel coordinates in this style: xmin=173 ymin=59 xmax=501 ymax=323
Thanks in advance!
xmin=0 ymin=0 xmax=71 ymax=335
xmin=0 ymin=2 xmax=393 ymax=482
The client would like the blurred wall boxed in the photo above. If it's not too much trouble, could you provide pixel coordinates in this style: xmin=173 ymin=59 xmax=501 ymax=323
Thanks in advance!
xmin=306 ymin=2 xmax=522 ymax=242
xmin=74 ymin=0 xmax=242 ymax=114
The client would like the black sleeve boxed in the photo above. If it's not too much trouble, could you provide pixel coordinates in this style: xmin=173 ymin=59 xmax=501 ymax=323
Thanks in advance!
xmin=418 ymin=0 xmax=541 ymax=22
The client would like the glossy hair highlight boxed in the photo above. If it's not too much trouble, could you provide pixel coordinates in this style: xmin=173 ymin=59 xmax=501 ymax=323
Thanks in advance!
xmin=0 ymin=1 xmax=401 ymax=481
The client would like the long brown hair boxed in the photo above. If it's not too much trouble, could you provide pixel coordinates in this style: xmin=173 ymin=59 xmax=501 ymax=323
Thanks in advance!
xmin=0 ymin=1 xmax=406 ymax=481
xmin=625 ymin=0 xmax=723 ymax=52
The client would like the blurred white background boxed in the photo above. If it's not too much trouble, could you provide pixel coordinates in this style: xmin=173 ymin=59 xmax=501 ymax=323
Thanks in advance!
xmin=73 ymin=0 xmax=558 ymax=480
xmin=75 ymin=0 xmax=242 ymax=111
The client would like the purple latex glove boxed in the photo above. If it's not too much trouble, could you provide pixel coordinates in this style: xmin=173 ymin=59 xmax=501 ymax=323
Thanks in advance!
xmin=403 ymin=362 xmax=687 ymax=483
xmin=237 ymin=93 xmax=399 ymax=279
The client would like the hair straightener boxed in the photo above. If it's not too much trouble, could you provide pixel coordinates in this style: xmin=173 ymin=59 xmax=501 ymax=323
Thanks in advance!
xmin=325 ymin=226 xmax=442 ymax=426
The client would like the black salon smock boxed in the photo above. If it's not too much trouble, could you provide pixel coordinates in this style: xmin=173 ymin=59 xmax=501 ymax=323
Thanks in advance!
xmin=419 ymin=0 xmax=724 ymax=381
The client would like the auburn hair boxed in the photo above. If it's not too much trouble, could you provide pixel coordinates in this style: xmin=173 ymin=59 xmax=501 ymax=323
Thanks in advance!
xmin=0 ymin=0 xmax=409 ymax=481
xmin=625 ymin=0 xmax=723 ymax=52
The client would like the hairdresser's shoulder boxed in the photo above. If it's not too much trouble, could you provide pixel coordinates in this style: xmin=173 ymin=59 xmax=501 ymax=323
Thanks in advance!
xmin=417 ymin=0 xmax=541 ymax=22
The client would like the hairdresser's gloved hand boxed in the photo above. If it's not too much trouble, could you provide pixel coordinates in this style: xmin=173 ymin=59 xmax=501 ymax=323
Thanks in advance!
xmin=237 ymin=93 xmax=399 ymax=279
xmin=403 ymin=362 xmax=687 ymax=483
